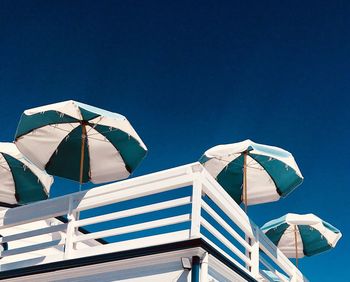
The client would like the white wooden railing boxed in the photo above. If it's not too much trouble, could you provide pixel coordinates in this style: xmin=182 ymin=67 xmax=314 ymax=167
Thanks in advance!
xmin=0 ymin=162 xmax=307 ymax=281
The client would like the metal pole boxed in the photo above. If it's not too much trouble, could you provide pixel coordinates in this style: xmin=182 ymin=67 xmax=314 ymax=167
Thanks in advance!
xmin=191 ymin=256 xmax=200 ymax=282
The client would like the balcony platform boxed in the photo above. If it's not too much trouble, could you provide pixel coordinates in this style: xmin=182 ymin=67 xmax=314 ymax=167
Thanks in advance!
xmin=0 ymin=163 xmax=308 ymax=281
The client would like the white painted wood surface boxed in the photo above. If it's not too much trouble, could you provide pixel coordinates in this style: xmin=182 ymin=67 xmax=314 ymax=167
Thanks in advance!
xmin=1 ymin=249 xmax=199 ymax=282
xmin=0 ymin=162 xmax=308 ymax=282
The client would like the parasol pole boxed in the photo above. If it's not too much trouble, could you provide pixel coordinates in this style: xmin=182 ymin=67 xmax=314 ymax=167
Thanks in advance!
xmin=294 ymin=225 xmax=299 ymax=268
xmin=243 ymin=151 xmax=250 ymax=271
xmin=243 ymin=151 xmax=248 ymax=213
xmin=79 ymin=122 xmax=87 ymax=191
xmin=73 ymin=121 xmax=87 ymax=248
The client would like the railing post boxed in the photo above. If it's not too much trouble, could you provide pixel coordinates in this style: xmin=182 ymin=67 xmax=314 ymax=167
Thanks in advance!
xmin=64 ymin=196 xmax=77 ymax=259
xmin=291 ymin=273 xmax=298 ymax=282
xmin=250 ymin=226 xmax=260 ymax=278
xmin=200 ymin=252 xmax=209 ymax=282
xmin=291 ymin=267 xmax=302 ymax=282
xmin=190 ymin=165 xmax=203 ymax=239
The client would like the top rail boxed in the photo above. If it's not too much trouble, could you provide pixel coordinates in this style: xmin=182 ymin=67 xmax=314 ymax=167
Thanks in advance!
xmin=0 ymin=163 xmax=195 ymax=229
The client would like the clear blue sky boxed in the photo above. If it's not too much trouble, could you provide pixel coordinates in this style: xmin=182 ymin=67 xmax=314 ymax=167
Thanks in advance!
xmin=0 ymin=1 xmax=349 ymax=280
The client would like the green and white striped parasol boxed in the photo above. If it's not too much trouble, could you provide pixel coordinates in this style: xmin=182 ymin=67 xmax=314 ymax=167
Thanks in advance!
xmin=261 ymin=213 xmax=342 ymax=267
xmin=15 ymin=100 xmax=147 ymax=186
xmin=0 ymin=142 xmax=53 ymax=205
xmin=200 ymin=139 xmax=303 ymax=211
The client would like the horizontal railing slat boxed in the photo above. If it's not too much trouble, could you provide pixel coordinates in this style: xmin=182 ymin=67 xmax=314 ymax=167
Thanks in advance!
xmin=0 ymin=223 xmax=67 ymax=244
xmin=201 ymin=218 xmax=251 ymax=266
xmin=201 ymin=234 xmax=252 ymax=277
xmin=0 ymin=254 xmax=65 ymax=272
xmin=75 ymin=175 xmax=193 ymax=212
xmin=201 ymin=200 xmax=252 ymax=252
xmin=260 ymin=256 xmax=289 ymax=282
xmin=259 ymin=255 xmax=276 ymax=273
xmin=70 ymin=230 xmax=191 ymax=260
xmin=201 ymin=176 xmax=254 ymax=238
xmin=0 ymin=238 xmax=65 ymax=257
xmin=75 ymin=196 xmax=191 ymax=228
xmin=78 ymin=163 xmax=194 ymax=201
xmin=73 ymin=214 xmax=191 ymax=243
xmin=0 ymin=163 xmax=195 ymax=229
xmin=0 ymin=197 xmax=70 ymax=230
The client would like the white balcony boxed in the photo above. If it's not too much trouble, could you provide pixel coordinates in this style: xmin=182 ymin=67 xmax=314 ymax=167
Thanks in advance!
xmin=0 ymin=163 xmax=308 ymax=281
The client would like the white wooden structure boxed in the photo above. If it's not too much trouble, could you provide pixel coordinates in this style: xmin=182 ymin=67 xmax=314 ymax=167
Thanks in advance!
xmin=0 ymin=163 xmax=308 ymax=281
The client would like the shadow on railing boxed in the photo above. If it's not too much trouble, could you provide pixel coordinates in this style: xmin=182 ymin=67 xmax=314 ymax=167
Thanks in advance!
xmin=0 ymin=162 xmax=307 ymax=281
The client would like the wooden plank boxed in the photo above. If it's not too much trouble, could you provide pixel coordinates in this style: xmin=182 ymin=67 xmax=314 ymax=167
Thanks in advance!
xmin=249 ymin=235 xmax=260 ymax=277
xmin=0 ymin=253 xmax=65 ymax=272
xmin=0 ymin=162 xmax=196 ymax=228
xmin=0 ymin=197 xmax=70 ymax=229
xmin=70 ymin=229 xmax=191 ymax=259
xmin=200 ymin=176 xmax=254 ymax=238
xmin=201 ymin=252 xmax=209 ymax=281
xmin=201 ymin=200 xmax=252 ymax=251
xmin=190 ymin=175 xmax=202 ymax=238
xmin=208 ymin=253 xmax=253 ymax=282
xmin=73 ymin=214 xmax=191 ymax=243
xmin=75 ymin=175 xmax=193 ymax=211
xmin=74 ymin=162 xmax=196 ymax=202
xmin=201 ymin=218 xmax=251 ymax=266
xmin=75 ymin=196 xmax=191 ymax=228
xmin=1 ymin=238 xmax=65 ymax=257
xmin=0 ymin=162 xmax=308 ymax=281
xmin=64 ymin=196 xmax=79 ymax=259
xmin=260 ymin=256 xmax=290 ymax=282
xmin=259 ymin=255 xmax=275 ymax=272
xmin=0 ymin=223 xmax=67 ymax=243
xmin=200 ymin=167 xmax=308 ymax=281
xmin=201 ymin=235 xmax=251 ymax=276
